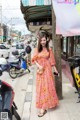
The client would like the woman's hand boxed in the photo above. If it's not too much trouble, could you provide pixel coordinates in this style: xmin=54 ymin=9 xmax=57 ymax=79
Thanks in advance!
xmin=35 ymin=61 xmax=43 ymax=70
xmin=38 ymin=65 xmax=43 ymax=71
xmin=53 ymin=66 xmax=58 ymax=74
xmin=54 ymin=69 xmax=58 ymax=74
xmin=37 ymin=65 xmax=44 ymax=75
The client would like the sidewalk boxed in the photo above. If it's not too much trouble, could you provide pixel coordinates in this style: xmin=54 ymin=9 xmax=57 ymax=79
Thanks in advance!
xmin=30 ymin=67 xmax=80 ymax=120
xmin=22 ymin=66 xmax=80 ymax=120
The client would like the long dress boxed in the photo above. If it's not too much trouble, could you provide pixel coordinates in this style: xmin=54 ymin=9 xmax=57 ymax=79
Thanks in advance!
xmin=32 ymin=48 xmax=59 ymax=109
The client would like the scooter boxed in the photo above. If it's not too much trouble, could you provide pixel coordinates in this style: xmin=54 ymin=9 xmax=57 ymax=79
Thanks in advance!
xmin=0 ymin=51 xmax=30 ymax=79
xmin=0 ymin=52 xmax=21 ymax=72
xmin=0 ymin=69 xmax=21 ymax=120
xmin=9 ymin=51 xmax=30 ymax=79
xmin=68 ymin=56 xmax=80 ymax=103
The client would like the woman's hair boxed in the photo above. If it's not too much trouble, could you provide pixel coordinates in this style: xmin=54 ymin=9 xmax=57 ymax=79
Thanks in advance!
xmin=37 ymin=32 xmax=49 ymax=52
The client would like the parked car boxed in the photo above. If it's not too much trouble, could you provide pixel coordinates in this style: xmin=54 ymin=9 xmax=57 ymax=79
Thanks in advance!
xmin=0 ymin=44 xmax=10 ymax=58
xmin=16 ymin=43 xmax=25 ymax=54
xmin=4 ymin=42 xmax=11 ymax=48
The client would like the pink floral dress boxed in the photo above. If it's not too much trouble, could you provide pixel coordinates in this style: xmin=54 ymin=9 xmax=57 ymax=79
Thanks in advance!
xmin=32 ymin=48 xmax=59 ymax=109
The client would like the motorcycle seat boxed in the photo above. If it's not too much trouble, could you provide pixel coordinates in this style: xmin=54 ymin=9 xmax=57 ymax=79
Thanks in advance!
xmin=8 ymin=59 xmax=19 ymax=64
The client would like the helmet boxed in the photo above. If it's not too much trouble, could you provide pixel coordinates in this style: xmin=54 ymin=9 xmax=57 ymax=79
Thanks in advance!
xmin=25 ymin=45 xmax=31 ymax=54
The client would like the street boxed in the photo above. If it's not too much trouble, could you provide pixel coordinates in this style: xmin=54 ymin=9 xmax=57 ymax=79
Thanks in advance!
xmin=0 ymin=65 xmax=34 ymax=119
xmin=0 ymin=45 xmax=34 ymax=119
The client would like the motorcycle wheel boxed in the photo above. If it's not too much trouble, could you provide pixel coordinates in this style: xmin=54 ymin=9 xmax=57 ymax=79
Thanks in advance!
xmin=13 ymin=110 xmax=21 ymax=120
xmin=9 ymin=67 xmax=17 ymax=79
xmin=28 ymin=68 xmax=30 ymax=73
xmin=11 ymin=105 xmax=21 ymax=120
xmin=8 ymin=111 xmax=12 ymax=120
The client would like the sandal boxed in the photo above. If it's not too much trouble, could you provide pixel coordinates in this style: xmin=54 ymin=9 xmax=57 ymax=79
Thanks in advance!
xmin=38 ymin=110 xmax=47 ymax=117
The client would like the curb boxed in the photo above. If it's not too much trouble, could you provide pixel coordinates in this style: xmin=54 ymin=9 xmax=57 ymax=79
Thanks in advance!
xmin=22 ymin=66 xmax=34 ymax=120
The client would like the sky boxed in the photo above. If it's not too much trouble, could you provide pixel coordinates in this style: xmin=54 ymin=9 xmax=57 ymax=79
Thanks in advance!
xmin=1 ymin=0 xmax=30 ymax=35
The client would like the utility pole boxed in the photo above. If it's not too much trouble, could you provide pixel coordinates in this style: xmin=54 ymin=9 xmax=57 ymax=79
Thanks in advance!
xmin=10 ymin=18 xmax=13 ymax=42
xmin=51 ymin=1 xmax=62 ymax=99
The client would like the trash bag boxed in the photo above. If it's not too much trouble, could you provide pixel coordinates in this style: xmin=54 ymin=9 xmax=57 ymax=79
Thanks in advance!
xmin=25 ymin=45 xmax=31 ymax=54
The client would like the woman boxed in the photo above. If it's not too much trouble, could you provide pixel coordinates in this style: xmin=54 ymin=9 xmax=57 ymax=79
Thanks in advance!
xmin=32 ymin=32 xmax=59 ymax=117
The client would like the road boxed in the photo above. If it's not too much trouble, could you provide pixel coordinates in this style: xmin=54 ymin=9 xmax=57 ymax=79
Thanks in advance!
xmin=0 ymin=67 xmax=33 ymax=119
xmin=0 ymin=46 xmax=34 ymax=119
xmin=0 ymin=46 xmax=18 ymax=87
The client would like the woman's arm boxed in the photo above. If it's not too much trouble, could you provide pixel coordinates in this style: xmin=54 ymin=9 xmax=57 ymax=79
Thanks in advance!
xmin=49 ymin=48 xmax=58 ymax=74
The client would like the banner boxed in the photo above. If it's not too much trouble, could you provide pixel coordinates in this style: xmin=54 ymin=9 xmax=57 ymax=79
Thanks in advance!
xmin=52 ymin=0 xmax=80 ymax=36
xmin=22 ymin=0 xmax=51 ymax=6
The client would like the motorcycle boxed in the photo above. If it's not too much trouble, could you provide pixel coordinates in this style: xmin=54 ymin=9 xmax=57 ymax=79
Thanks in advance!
xmin=8 ymin=51 xmax=30 ymax=79
xmin=0 ymin=69 xmax=21 ymax=120
xmin=0 ymin=51 xmax=30 ymax=79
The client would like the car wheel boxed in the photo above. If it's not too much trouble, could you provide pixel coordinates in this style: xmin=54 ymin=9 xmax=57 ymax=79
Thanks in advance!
xmin=1 ymin=54 xmax=4 ymax=57
xmin=6 ymin=52 xmax=10 ymax=59
xmin=6 ymin=57 xmax=9 ymax=59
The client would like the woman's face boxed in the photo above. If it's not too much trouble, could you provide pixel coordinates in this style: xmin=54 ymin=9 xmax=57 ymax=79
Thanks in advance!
xmin=40 ymin=37 xmax=47 ymax=47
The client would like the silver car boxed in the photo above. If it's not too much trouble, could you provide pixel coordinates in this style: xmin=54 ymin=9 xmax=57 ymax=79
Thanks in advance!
xmin=0 ymin=44 xmax=10 ymax=58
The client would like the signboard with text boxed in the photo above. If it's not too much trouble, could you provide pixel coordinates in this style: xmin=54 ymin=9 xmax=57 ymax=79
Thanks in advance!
xmin=52 ymin=0 xmax=80 ymax=36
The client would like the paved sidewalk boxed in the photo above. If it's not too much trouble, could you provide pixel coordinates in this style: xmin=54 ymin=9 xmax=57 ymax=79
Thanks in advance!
xmin=29 ymin=67 xmax=80 ymax=120
xmin=21 ymin=65 xmax=80 ymax=120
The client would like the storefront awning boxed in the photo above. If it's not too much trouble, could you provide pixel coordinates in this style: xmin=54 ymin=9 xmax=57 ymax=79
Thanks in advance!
xmin=21 ymin=1 xmax=52 ymax=33
xmin=22 ymin=0 xmax=51 ymax=6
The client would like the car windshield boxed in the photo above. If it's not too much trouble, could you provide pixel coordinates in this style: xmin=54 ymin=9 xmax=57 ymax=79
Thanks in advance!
xmin=16 ymin=44 xmax=24 ymax=49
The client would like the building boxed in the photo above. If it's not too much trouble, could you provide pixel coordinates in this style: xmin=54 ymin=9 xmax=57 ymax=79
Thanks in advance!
xmin=3 ymin=24 xmax=9 ymax=42
xmin=0 ymin=0 xmax=2 ymax=24
xmin=0 ymin=0 xmax=3 ymax=43
xmin=0 ymin=24 xmax=3 ymax=43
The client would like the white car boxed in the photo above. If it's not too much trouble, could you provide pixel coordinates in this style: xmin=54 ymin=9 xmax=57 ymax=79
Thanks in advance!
xmin=0 ymin=44 xmax=10 ymax=58
xmin=4 ymin=43 xmax=11 ymax=49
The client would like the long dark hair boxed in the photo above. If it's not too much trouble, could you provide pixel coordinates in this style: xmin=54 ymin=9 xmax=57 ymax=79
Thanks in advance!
xmin=38 ymin=32 xmax=49 ymax=52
